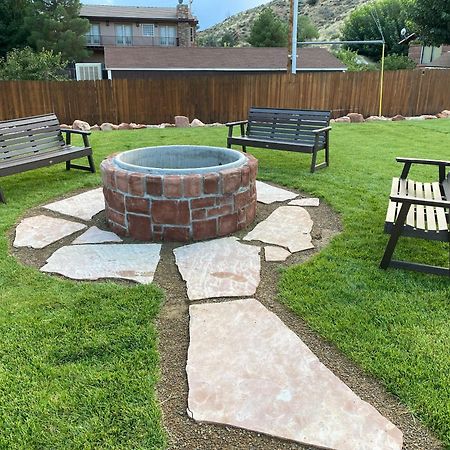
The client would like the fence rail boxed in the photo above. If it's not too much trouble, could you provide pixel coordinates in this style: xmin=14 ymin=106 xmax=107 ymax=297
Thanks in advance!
xmin=0 ymin=69 xmax=449 ymax=125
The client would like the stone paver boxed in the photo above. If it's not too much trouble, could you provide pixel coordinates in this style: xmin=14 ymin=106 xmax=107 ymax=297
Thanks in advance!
xmin=187 ymin=299 xmax=403 ymax=450
xmin=44 ymin=188 xmax=105 ymax=221
xmin=41 ymin=244 xmax=161 ymax=284
xmin=173 ymin=237 xmax=260 ymax=301
xmin=14 ymin=215 xmax=86 ymax=249
xmin=256 ymin=181 xmax=298 ymax=204
xmin=72 ymin=226 xmax=122 ymax=245
xmin=288 ymin=197 xmax=320 ymax=207
xmin=264 ymin=246 xmax=291 ymax=262
xmin=244 ymin=206 xmax=313 ymax=253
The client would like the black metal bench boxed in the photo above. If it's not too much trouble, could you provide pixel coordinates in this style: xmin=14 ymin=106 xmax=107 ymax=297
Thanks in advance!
xmin=380 ymin=157 xmax=450 ymax=276
xmin=0 ymin=113 xmax=95 ymax=203
xmin=226 ymin=107 xmax=331 ymax=173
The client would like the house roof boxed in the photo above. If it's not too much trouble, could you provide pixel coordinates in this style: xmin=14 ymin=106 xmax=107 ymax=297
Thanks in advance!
xmin=427 ymin=52 xmax=450 ymax=68
xmin=80 ymin=4 xmax=196 ymax=21
xmin=104 ymin=47 xmax=347 ymax=72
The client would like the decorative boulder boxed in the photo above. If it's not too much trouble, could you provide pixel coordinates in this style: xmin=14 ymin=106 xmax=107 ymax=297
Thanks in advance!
xmin=347 ymin=113 xmax=365 ymax=123
xmin=100 ymin=123 xmax=114 ymax=132
xmin=91 ymin=124 xmax=100 ymax=131
xmin=392 ymin=115 xmax=406 ymax=121
xmin=334 ymin=116 xmax=351 ymax=123
xmin=118 ymin=122 xmax=132 ymax=130
xmin=60 ymin=124 xmax=71 ymax=129
xmin=72 ymin=120 xmax=90 ymax=131
xmin=175 ymin=116 xmax=190 ymax=128
xmin=191 ymin=118 xmax=205 ymax=127
xmin=420 ymin=114 xmax=438 ymax=120
xmin=440 ymin=110 xmax=450 ymax=117
xmin=112 ymin=124 xmax=119 ymax=130
xmin=366 ymin=116 xmax=388 ymax=122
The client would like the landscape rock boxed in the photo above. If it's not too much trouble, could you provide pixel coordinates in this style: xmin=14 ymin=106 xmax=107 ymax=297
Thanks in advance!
xmin=392 ymin=115 xmax=406 ymax=121
xmin=118 ymin=122 xmax=132 ymax=130
xmin=100 ymin=122 xmax=114 ymax=131
xmin=91 ymin=124 xmax=100 ymax=131
xmin=440 ymin=109 xmax=450 ymax=117
xmin=72 ymin=120 xmax=90 ymax=131
xmin=335 ymin=116 xmax=351 ymax=123
xmin=133 ymin=123 xmax=147 ymax=129
xmin=112 ymin=124 xmax=119 ymax=130
xmin=366 ymin=116 xmax=388 ymax=122
xmin=175 ymin=116 xmax=190 ymax=128
xmin=347 ymin=113 xmax=365 ymax=123
xmin=420 ymin=114 xmax=438 ymax=120
xmin=60 ymin=124 xmax=70 ymax=129
xmin=191 ymin=118 xmax=205 ymax=127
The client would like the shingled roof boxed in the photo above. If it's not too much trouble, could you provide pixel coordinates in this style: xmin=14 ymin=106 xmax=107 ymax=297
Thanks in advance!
xmin=104 ymin=47 xmax=347 ymax=72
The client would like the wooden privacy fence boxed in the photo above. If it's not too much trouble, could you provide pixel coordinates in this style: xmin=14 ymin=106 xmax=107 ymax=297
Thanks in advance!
xmin=0 ymin=69 xmax=449 ymax=125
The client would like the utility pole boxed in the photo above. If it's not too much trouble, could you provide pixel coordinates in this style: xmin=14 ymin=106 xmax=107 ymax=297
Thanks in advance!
xmin=288 ymin=0 xmax=299 ymax=74
xmin=287 ymin=0 xmax=294 ymax=72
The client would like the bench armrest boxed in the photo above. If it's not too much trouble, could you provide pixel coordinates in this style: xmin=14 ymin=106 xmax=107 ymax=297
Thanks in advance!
xmin=61 ymin=128 xmax=91 ymax=147
xmin=390 ymin=194 xmax=450 ymax=209
xmin=225 ymin=120 xmax=248 ymax=127
xmin=312 ymin=126 xmax=332 ymax=133
xmin=61 ymin=128 xmax=91 ymax=136
xmin=396 ymin=157 xmax=450 ymax=166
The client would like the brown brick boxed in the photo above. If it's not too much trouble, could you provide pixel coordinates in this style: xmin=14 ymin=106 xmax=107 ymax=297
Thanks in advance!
xmin=245 ymin=202 xmax=257 ymax=224
xmin=193 ymin=218 xmax=217 ymax=241
xmin=146 ymin=175 xmax=162 ymax=196
xmin=184 ymin=174 xmax=202 ymax=197
xmin=247 ymin=156 xmax=258 ymax=181
xmin=203 ymin=173 xmax=220 ymax=194
xmin=191 ymin=196 xmax=216 ymax=209
xmin=129 ymin=173 xmax=145 ymax=196
xmin=127 ymin=214 xmax=152 ymax=241
xmin=221 ymin=168 xmax=241 ymax=194
xmin=192 ymin=208 xmax=206 ymax=220
xmin=115 ymin=170 xmax=129 ymax=193
xmin=163 ymin=175 xmax=183 ymax=198
xmin=106 ymin=207 xmax=125 ymax=226
xmin=235 ymin=190 xmax=251 ymax=209
xmin=237 ymin=208 xmax=246 ymax=223
xmin=163 ymin=226 xmax=190 ymax=242
xmin=153 ymin=225 xmax=163 ymax=233
xmin=241 ymin=165 xmax=250 ymax=187
xmin=108 ymin=221 xmax=127 ymax=237
xmin=218 ymin=194 xmax=233 ymax=206
xmin=153 ymin=231 xmax=163 ymax=241
xmin=103 ymin=187 xmax=125 ymax=213
xmin=207 ymin=205 xmax=233 ymax=218
xmin=126 ymin=196 xmax=150 ymax=215
xmin=152 ymin=199 xmax=190 ymax=225
xmin=218 ymin=213 xmax=238 ymax=236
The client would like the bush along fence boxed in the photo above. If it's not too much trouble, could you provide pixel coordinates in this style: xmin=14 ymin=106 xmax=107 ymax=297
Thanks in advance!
xmin=0 ymin=69 xmax=449 ymax=125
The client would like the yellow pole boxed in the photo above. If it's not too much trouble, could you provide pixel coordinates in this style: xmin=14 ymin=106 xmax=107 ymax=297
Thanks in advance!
xmin=379 ymin=43 xmax=386 ymax=117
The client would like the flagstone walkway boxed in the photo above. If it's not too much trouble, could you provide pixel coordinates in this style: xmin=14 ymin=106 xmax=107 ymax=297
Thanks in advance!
xmin=11 ymin=181 xmax=405 ymax=450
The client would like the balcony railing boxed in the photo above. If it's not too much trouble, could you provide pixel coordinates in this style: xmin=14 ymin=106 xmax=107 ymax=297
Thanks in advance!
xmin=85 ymin=34 xmax=179 ymax=47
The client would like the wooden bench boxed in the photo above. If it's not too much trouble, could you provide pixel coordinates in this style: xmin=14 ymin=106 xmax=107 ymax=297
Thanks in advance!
xmin=0 ymin=113 xmax=95 ymax=203
xmin=226 ymin=107 xmax=331 ymax=173
xmin=380 ymin=157 xmax=450 ymax=276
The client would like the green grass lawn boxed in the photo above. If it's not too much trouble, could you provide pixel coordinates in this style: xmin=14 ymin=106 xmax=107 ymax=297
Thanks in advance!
xmin=0 ymin=120 xmax=449 ymax=448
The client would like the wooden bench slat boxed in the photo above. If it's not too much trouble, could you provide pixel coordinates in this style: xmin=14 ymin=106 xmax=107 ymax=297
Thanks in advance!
xmin=0 ymin=116 xmax=59 ymax=132
xmin=1 ymin=133 xmax=62 ymax=152
xmin=414 ymin=181 xmax=426 ymax=230
xmin=432 ymin=182 xmax=448 ymax=231
xmin=0 ymin=124 xmax=61 ymax=143
xmin=0 ymin=139 xmax=65 ymax=161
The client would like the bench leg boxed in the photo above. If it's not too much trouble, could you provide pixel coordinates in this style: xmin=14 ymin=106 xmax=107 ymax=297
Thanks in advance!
xmin=242 ymin=146 xmax=247 ymax=153
xmin=88 ymin=155 xmax=96 ymax=173
xmin=325 ymin=141 xmax=330 ymax=167
xmin=66 ymin=161 xmax=71 ymax=171
xmin=310 ymin=149 xmax=318 ymax=173
xmin=227 ymin=141 xmax=231 ymax=149
xmin=65 ymin=155 xmax=96 ymax=173
xmin=0 ymin=187 xmax=6 ymax=204
xmin=380 ymin=202 xmax=411 ymax=270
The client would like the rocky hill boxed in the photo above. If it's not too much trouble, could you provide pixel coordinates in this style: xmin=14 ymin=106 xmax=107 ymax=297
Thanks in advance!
xmin=198 ymin=0 xmax=372 ymax=46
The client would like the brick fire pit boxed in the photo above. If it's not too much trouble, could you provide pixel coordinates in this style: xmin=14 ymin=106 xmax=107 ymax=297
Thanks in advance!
xmin=101 ymin=146 xmax=257 ymax=242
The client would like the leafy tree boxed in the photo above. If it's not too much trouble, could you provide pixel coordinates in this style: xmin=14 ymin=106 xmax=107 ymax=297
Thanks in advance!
xmin=381 ymin=53 xmax=417 ymax=70
xmin=333 ymin=49 xmax=377 ymax=71
xmin=340 ymin=0 xmax=409 ymax=60
xmin=25 ymin=0 xmax=89 ymax=62
xmin=197 ymin=34 xmax=219 ymax=47
xmin=220 ymin=31 xmax=238 ymax=47
xmin=408 ymin=0 xmax=450 ymax=46
xmin=0 ymin=0 xmax=30 ymax=57
xmin=248 ymin=8 xmax=288 ymax=47
xmin=297 ymin=16 xmax=320 ymax=42
xmin=0 ymin=47 xmax=68 ymax=80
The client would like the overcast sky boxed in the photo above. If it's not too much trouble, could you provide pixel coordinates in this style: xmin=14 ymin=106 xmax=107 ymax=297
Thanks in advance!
xmin=82 ymin=0 xmax=272 ymax=30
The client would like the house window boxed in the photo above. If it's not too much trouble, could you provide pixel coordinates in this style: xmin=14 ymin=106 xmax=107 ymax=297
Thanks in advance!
xmin=421 ymin=46 xmax=443 ymax=64
xmin=115 ymin=24 xmax=133 ymax=46
xmin=159 ymin=25 xmax=177 ymax=46
xmin=75 ymin=63 xmax=103 ymax=81
xmin=86 ymin=24 xmax=101 ymax=45
xmin=142 ymin=24 xmax=155 ymax=37
xmin=190 ymin=27 xmax=194 ymax=43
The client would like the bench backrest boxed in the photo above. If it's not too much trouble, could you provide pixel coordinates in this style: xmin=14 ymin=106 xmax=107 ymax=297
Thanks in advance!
xmin=247 ymin=107 xmax=331 ymax=143
xmin=0 ymin=113 xmax=65 ymax=163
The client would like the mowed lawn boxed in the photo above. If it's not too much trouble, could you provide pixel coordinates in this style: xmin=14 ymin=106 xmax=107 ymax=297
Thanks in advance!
xmin=0 ymin=120 xmax=449 ymax=448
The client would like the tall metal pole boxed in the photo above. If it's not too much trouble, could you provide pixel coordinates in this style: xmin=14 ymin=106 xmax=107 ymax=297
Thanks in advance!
xmin=379 ymin=42 xmax=386 ymax=117
xmin=291 ymin=0 xmax=299 ymax=74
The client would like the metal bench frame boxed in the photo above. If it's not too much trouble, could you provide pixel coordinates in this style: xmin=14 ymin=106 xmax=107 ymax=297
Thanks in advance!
xmin=380 ymin=157 xmax=450 ymax=276
xmin=226 ymin=107 xmax=331 ymax=173
xmin=0 ymin=113 xmax=95 ymax=203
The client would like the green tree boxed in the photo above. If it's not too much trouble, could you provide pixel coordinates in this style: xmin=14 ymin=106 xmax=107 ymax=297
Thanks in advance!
xmin=0 ymin=0 xmax=30 ymax=57
xmin=340 ymin=0 xmax=409 ymax=60
xmin=25 ymin=0 xmax=89 ymax=62
xmin=248 ymin=8 xmax=288 ymax=47
xmin=381 ymin=53 xmax=417 ymax=69
xmin=297 ymin=16 xmax=319 ymax=42
xmin=220 ymin=31 xmax=238 ymax=47
xmin=0 ymin=47 xmax=68 ymax=80
xmin=333 ymin=49 xmax=378 ymax=71
xmin=408 ymin=0 xmax=450 ymax=46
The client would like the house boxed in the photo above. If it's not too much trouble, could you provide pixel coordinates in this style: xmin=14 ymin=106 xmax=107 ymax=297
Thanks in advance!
xmin=408 ymin=44 xmax=450 ymax=67
xmin=102 ymin=47 xmax=347 ymax=79
xmin=75 ymin=2 xmax=198 ymax=80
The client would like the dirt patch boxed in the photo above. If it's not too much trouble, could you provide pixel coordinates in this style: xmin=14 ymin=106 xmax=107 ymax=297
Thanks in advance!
xmin=8 ymin=184 xmax=444 ymax=450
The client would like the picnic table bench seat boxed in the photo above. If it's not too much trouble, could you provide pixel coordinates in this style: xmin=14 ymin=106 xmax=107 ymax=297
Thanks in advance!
xmin=380 ymin=157 xmax=450 ymax=276
xmin=0 ymin=113 xmax=95 ymax=203
xmin=226 ymin=107 xmax=331 ymax=173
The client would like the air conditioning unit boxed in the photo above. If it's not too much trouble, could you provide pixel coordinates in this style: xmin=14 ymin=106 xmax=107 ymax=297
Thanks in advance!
xmin=75 ymin=63 xmax=103 ymax=81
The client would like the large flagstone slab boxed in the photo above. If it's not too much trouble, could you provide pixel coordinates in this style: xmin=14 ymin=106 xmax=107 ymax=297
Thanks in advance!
xmin=244 ymin=206 xmax=314 ymax=253
xmin=44 ymin=188 xmax=105 ymax=221
xmin=173 ymin=237 xmax=260 ymax=300
xmin=289 ymin=197 xmax=320 ymax=207
xmin=72 ymin=226 xmax=122 ymax=245
xmin=256 ymin=181 xmax=298 ymax=204
xmin=41 ymin=244 xmax=161 ymax=284
xmin=14 ymin=215 xmax=86 ymax=249
xmin=187 ymin=299 xmax=403 ymax=450
xmin=264 ymin=246 xmax=291 ymax=262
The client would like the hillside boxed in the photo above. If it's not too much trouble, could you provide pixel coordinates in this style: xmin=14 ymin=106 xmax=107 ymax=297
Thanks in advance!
xmin=198 ymin=0 xmax=372 ymax=46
